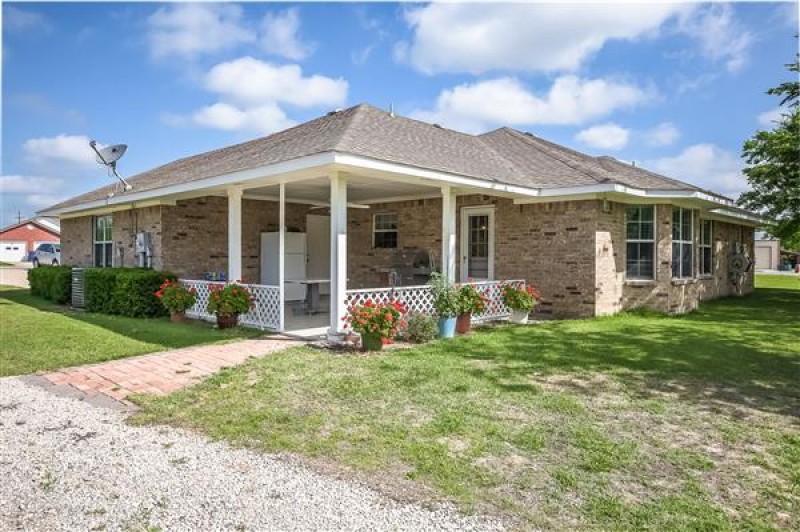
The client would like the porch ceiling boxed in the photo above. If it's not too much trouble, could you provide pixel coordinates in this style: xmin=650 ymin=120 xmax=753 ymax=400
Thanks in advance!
xmin=244 ymin=174 xmax=443 ymax=204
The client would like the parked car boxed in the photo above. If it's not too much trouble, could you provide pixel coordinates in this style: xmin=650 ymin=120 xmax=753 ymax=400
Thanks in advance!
xmin=32 ymin=243 xmax=61 ymax=267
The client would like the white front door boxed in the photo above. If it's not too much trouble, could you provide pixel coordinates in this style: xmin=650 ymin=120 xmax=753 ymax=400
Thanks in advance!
xmin=306 ymin=214 xmax=331 ymax=295
xmin=460 ymin=207 xmax=495 ymax=281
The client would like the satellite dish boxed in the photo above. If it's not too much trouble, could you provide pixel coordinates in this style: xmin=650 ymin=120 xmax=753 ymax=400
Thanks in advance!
xmin=89 ymin=140 xmax=132 ymax=195
xmin=94 ymin=144 xmax=127 ymax=165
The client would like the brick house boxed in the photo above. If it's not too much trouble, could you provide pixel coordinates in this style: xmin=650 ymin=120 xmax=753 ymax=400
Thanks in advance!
xmin=41 ymin=104 xmax=758 ymax=334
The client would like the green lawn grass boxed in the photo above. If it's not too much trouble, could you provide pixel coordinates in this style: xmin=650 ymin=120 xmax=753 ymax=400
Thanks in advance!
xmin=0 ymin=261 xmax=14 ymax=267
xmin=135 ymin=275 xmax=800 ymax=530
xmin=0 ymin=286 xmax=263 ymax=376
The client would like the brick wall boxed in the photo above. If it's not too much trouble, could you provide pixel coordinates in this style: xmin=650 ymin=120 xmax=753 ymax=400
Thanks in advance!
xmin=599 ymin=202 xmax=755 ymax=314
xmin=58 ymin=194 xmax=755 ymax=318
xmin=113 ymin=206 xmax=164 ymax=269
xmin=60 ymin=216 xmax=93 ymax=266
xmin=159 ymin=196 xmax=312 ymax=281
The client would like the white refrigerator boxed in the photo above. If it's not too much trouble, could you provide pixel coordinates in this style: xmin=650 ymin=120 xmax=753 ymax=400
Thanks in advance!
xmin=260 ymin=232 xmax=306 ymax=301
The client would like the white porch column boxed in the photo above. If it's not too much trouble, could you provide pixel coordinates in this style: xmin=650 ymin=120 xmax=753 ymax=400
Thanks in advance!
xmin=278 ymin=182 xmax=286 ymax=332
xmin=227 ymin=186 xmax=243 ymax=282
xmin=329 ymin=172 xmax=347 ymax=336
xmin=441 ymin=185 xmax=457 ymax=282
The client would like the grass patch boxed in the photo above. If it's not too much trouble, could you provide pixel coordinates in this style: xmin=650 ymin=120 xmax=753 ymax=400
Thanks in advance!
xmin=135 ymin=275 xmax=800 ymax=529
xmin=0 ymin=286 xmax=262 ymax=375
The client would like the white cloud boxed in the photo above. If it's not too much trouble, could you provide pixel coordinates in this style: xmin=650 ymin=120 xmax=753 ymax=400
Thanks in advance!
xmin=4 ymin=6 xmax=51 ymax=33
xmin=0 ymin=175 xmax=67 ymax=214
xmin=575 ymin=123 xmax=630 ymax=151
xmin=648 ymin=144 xmax=748 ymax=199
xmin=204 ymin=57 xmax=347 ymax=108
xmin=26 ymin=194 xmax=68 ymax=210
xmin=757 ymin=108 xmax=787 ymax=128
xmin=0 ymin=175 xmax=65 ymax=194
xmin=677 ymin=4 xmax=753 ymax=73
xmin=192 ymin=102 xmax=296 ymax=134
xmin=260 ymin=8 xmax=314 ymax=61
xmin=411 ymin=76 xmax=649 ymax=133
xmin=398 ymin=3 xmax=688 ymax=74
xmin=23 ymin=135 xmax=97 ymax=168
xmin=175 ymin=57 xmax=347 ymax=134
xmin=146 ymin=4 xmax=255 ymax=59
xmin=645 ymin=122 xmax=680 ymax=147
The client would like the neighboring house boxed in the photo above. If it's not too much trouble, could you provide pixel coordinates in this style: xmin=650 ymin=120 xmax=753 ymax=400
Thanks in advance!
xmin=0 ymin=218 xmax=60 ymax=262
xmin=40 ymin=104 xmax=759 ymax=334
xmin=754 ymin=232 xmax=780 ymax=270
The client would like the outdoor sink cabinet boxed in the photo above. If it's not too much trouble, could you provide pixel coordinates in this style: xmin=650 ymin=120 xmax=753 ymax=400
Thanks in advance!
xmin=41 ymin=104 xmax=758 ymax=337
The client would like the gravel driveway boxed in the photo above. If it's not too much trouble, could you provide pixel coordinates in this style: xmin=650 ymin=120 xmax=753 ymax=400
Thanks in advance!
xmin=0 ymin=378 xmax=503 ymax=531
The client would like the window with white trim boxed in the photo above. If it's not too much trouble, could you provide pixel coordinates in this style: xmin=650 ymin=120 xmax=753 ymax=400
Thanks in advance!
xmin=94 ymin=215 xmax=113 ymax=267
xmin=373 ymin=213 xmax=398 ymax=249
xmin=672 ymin=208 xmax=693 ymax=279
xmin=699 ymin=219 xmax=713 ymax=276
xmin=625 ymin=206 xmax=655 ymax=280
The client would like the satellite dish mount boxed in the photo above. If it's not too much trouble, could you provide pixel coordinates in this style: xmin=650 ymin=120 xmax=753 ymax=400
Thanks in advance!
xmin=89 ymin=140 xmax=131 ymax=196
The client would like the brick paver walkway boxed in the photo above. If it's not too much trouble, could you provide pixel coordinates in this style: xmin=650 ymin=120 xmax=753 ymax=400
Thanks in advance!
xmin=36 ymin=338 xmax=298 ymax=407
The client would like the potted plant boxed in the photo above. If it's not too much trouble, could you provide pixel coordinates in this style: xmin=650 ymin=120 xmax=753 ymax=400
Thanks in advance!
xmin=429 ymin=273 xmax=460 ymax=338
xmin=207 ymin=282 xmax=254 ymax=329
xmin=455 ymin=283 xmax=490 ymax=334
xmin=501 ymin=282 xmax=541 ymax=324
xmin=343 ymin=299 xmax=406 ymax=351
xmin=155 ymin=280 xmax=197 ymax=323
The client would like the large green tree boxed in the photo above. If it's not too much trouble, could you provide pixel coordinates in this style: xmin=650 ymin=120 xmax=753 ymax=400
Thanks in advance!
xmin=738 ymin=54 xmax=800 ymax=244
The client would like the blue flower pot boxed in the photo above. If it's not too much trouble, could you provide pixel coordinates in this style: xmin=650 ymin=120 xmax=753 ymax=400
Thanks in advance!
xmin=438 ymin=317 xmax=457 ymax=338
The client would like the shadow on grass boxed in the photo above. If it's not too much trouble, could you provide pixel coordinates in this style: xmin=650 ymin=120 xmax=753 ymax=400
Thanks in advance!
xmin=0 ymin=287 xmax=264 ymax=349
xmin=391 ymin=288 xmax=800 ymax=419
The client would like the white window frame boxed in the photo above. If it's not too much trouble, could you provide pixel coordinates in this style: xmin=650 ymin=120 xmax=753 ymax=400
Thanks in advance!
xmin=372 ymin=212 xmax=398 ymax=249
xmin=93 ymin=214 xmax=113 ymax=268
xmin=672 ymin=207 xmax=694 ymax=279
xmin=699 ymin=219 xmax=713 ymax=277
xmin=624 ymin=205 xmax=656 ymax=281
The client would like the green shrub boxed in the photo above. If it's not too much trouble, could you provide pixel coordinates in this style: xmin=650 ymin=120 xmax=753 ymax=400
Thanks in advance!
xmin=405 ymin=312 xmax=438 ymax=344
xmin=84 ymin=268 xmax=120 ymax=314
xmin=28 ymin=266 xmax=72 ymax=304
xmin=85 ymin=268 xmax=176 ymax=318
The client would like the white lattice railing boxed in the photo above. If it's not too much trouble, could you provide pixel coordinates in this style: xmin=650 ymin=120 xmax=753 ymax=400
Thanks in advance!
xmin=181 ymin=280 xmax=281 ymax=331
xmin=345 ymin=280 xmax=524 ymax=322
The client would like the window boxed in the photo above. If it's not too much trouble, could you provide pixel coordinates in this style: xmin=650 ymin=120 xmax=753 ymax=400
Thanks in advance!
xmin=672 ymin=208 xmax=693 ymax=279
xmin=373 ymin=213 xmax=398 ymax=249
xmin=699 ymin=219 xmax=713 ymax=276
xmin=94 ymin=215 xmax=113 ymax=267
xmin=625 ymin=206 xmax=655 ymax=280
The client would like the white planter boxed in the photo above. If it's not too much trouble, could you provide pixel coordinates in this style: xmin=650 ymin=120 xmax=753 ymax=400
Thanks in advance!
xmin=509 ymin=309 xmax=529 ymax=324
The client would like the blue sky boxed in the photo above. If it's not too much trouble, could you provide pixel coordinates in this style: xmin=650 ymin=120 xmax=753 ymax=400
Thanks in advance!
xmin=2 ymin=1 xmax=797 ymax=227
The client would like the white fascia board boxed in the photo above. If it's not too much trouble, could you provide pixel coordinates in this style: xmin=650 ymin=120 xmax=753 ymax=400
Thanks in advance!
xmin=706 ymin=208 xmax=765 ymax=226
xmin=331 ymin=153 xmax=542 ymax=198
xmin=38 ymin=152 xmax=337 ymax=217
xmin=513 ymin=184 xmax=739 ymax=208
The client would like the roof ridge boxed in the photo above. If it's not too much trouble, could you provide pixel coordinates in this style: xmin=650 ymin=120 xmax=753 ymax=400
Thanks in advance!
xmin=494 ymin=128 xmax=611 ymax=184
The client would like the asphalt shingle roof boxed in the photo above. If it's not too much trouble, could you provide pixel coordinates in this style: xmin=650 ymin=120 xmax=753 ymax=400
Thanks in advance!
xmin=44 ymin=103 xmax=718 ymax=212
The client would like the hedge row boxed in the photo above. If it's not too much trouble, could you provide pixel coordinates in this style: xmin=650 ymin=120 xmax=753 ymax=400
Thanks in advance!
xmin=85 ymin=268 xmax=177 ymax=318
xmin=28 ymin=266 xmax=72 ymax=304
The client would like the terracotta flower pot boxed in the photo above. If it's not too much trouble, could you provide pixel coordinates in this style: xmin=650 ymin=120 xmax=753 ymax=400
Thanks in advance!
xmin=456 ymin=312 xmax=472 ymax=334
xmin=216 ymin=313 xmax=239 ymax=329
xmin=360 ymin=331 xmax=384 ymax=351
xmin=170 ymin=310 xmax=188 ymax=323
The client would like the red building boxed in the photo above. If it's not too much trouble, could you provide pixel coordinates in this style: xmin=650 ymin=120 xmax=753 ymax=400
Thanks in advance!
xmin=0 ymin=218 xmax=60 ymax=262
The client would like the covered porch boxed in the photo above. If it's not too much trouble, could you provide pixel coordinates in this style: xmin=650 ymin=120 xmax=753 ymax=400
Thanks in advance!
xmin=176 ymin=167 xmax=520 ymax=337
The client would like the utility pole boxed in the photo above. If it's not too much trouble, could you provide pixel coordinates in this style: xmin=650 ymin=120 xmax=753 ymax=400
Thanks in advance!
xmin=16 ymin=211 xmax=22 ymax=224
